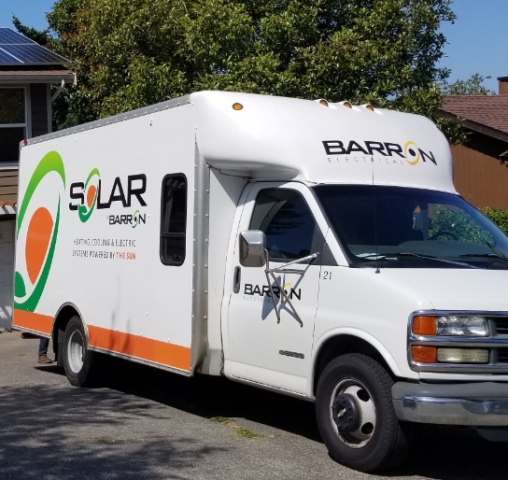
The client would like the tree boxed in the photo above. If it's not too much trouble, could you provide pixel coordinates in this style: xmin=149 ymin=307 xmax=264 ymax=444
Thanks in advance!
xmin=12 ymin=16 xmax=51 ymax=46
xmin=443 ymin=73 xmax=495 ymax=96
xmin=45 ymin=0 xmax=463 ymax=141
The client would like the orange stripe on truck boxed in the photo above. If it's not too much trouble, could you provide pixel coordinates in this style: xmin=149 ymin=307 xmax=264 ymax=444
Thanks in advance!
xmin=88 ymin=325 xmax=191 ymax=372
xmin=13 ymin=309 xmax=191 ymax=372
xmin=13 ymin=309 xmax=53 ymax=334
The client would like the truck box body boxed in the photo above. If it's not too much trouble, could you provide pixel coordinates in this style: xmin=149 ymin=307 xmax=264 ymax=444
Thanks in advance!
xmin=12 ymin=91 xmax=508 ymax=472
xmin=15 ymin=99 xmax=198 ymax=373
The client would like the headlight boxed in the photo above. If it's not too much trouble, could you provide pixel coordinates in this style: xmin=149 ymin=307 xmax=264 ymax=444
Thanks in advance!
xmin=436 ymin=316 xmax=489 ymax=337
xmin=412 ymin=315 xmax=489 ymax=337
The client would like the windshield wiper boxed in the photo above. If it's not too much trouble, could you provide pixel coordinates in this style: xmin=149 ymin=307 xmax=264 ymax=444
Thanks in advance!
xmin=360 ymin=252 xmax=477 ymax=268
xmin=393 ymin=252 xmax=478 ymax=268
xmin=460 ymin=253 xmax=508 ymax=262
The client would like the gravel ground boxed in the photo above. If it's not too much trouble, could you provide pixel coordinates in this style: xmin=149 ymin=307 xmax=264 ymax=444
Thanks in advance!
xmin=0 ymin=330 xmax=506 ymax=480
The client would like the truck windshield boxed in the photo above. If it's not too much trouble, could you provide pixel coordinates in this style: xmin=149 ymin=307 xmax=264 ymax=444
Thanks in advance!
xmin=314 ymin=185 xmax=508 ymax=270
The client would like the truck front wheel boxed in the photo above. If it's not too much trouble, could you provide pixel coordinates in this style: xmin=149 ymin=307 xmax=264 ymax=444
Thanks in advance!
xmin=316 ymin=353 xmax=412 ymax=472
xmin=63 ymin=317 xmax=97 ymax=387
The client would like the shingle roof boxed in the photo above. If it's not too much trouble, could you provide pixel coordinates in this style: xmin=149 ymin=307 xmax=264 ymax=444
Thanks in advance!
xmin=440 ymin=95 xmax=508 ymax=143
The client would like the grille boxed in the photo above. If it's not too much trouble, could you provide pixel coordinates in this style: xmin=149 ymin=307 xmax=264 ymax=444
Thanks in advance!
xmin=493 ymin=318 xmax=508 ymax=336
xmin=497 ymin=350 xmax=508 ymax=363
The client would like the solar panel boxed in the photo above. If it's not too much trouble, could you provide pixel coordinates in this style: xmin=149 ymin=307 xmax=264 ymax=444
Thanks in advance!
xmin=0 ymin=44 xmax=68 ymax=65
xmin=0 ymin=49 xmax=18 ymax=63
xmin=0 ymin=29 xmax=69 ymax=65
xmin=0 ymin=28 xmax=36 ymax=45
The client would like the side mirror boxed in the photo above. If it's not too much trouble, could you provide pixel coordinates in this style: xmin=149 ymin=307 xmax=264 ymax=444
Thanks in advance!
xmin=239 ymin=230 xmax=266 ymax=267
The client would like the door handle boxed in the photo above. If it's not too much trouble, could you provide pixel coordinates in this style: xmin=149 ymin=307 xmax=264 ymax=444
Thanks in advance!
xmin=233 ymin=266 xmax=241 ymax=294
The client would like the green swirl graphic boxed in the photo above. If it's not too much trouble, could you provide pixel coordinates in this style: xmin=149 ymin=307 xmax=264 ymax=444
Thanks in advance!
xmin=15 ymin=151 xmax=65 ymax=312
xmin=78 ymin=168 xmax=100 ymax=223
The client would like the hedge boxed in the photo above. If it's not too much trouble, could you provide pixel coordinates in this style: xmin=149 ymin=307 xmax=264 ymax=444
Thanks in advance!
xmin=481 ymin=208 xmax=508 ymax=236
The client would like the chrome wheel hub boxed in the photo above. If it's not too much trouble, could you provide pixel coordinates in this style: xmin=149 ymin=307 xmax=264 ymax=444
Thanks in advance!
xmin=330 ymin=378 xmax=377 ymax=448
xmin=67 ymin=330 xmax=84 ymax=374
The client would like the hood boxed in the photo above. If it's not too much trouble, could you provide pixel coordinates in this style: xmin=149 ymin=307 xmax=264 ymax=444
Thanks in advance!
xmin=377 ymin=268 xmax=508 ymax=312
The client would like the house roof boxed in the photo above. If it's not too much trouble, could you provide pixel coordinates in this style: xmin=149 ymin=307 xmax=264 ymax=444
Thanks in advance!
xmin=440 ymin=95 xmax=508 ymax=144
xmin=0 ymin=69 xmax=76 ymax=84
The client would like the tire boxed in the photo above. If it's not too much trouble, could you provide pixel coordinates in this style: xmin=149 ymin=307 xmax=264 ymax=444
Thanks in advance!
xmin=62 ymin=316 xmax=97 ymax=387
xmin=316 ymin=353 xmax=412 ymax=473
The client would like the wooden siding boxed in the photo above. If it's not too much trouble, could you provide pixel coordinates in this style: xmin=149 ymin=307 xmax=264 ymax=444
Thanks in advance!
xmin=30 ymin=83 xmax=49 ymax=138
xmin=452 ymin=142 xmax=508 ymax=209
xmin=499 ymin=80 xmax=508 ymax=95
xmin=0 ymin=170 xmax=18 ymax=203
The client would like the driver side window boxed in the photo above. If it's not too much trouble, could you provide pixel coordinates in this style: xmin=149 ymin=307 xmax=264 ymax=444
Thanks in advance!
xmin=249 ymin=188 xmax=321 ymax=262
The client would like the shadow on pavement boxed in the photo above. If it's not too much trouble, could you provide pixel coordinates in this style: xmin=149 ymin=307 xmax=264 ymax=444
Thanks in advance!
xmin=32 ymin=355 xmax=508 ymax=480
xmin=45 ymin=354 xmax=321 ymax=441
xmin=0 ymin=374 xmax=226 ymax=480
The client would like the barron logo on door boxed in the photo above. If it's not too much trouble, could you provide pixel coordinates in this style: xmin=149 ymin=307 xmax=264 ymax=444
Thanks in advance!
xmin=244 ymin=283 xmax=302 ymax=301
xmin=14 ymin=151 xmax=65 ymax=312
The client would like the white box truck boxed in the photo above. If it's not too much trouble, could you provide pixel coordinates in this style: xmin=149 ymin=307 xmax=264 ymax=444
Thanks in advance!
xmin=13 ymin=91 xmax=508 ymax=472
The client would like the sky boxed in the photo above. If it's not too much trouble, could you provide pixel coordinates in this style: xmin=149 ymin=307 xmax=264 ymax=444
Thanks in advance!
xmin=0 ymin=0 xmax=507 ymax=93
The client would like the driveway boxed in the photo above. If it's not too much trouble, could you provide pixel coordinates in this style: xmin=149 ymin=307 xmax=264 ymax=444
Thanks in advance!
xmin=0 ymin=331 xmax=505 ymax=480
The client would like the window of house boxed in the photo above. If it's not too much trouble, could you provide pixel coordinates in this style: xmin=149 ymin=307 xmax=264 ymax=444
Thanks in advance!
xmin=0 ymin=88 xmax=27 ymax=164
xmin=160 ymin=174 xmax=187 ymax=266
xmin=249 ymin=188 xmax=320 ymax=262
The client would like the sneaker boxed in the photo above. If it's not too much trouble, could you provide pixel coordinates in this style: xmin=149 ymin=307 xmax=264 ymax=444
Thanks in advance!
xmin=38 ymin=355 xmax=53 ymax=364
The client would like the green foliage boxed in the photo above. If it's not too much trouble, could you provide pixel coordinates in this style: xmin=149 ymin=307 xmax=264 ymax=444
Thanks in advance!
xmin=429 ymin=206 xmax=508 ymax=243
xmin=45 ymin=0 xmax=463 ymax=140
xmin=235 ymin=428 xmax=264 ymax=438
xmin=429 ymin=206 xmax=493 ymax=244
xmin=481 ymin=208 xmax=508 ymax=236
xmin=443 ymin=73 xmax=496 ymax=96
xmin=12 ymin=16 xmax=51 ymax=45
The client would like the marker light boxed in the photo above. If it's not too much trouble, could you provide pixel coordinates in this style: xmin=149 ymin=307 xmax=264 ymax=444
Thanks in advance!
xmin=412 ymin=346 xmax=437 ymax=363
xmin=437 ymin=348 xmax=489 ymax=364
xmin=366 ymin=105 xmax=375 ymax=111
xmin=319 ymin=99 xmax=329 ymax=107
xmin=232 ymin=103 xmax=243 ymax=111
xmin=412 ymin=316 xmax=437 ymax=336
xmin=343 ymin=102 xmax=352 ymax=109
xmin=436 ymin=316 xmax=489 ymax=337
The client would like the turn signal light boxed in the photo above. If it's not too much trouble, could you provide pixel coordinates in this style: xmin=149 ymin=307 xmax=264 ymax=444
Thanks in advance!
xmin=343 ymin=102 xmax=352 ymax=109
xmin=413 ymin=316 xmax=437 ymax=336
xmin=232 ymin=103 xmax=243 ymax=110
xmin=366 ymin=105 xmax=374 ymax=111
xmin=319 ymin=99 xmax=329 ymax=107
xmin=412 ymin=346 xmax=437 ymax=363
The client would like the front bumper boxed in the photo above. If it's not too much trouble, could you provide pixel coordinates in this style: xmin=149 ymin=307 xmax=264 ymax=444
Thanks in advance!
xmin=392 ymin=382 xmax=508 ymax=426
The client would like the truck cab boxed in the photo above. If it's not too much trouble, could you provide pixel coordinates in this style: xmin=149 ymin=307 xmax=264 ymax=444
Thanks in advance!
xmin=196 ymin=93 xmax=508 ymax=471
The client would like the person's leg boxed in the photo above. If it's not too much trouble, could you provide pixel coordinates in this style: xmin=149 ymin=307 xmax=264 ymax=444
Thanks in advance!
xmin=38 ymin=338 xmax=53 ymax=364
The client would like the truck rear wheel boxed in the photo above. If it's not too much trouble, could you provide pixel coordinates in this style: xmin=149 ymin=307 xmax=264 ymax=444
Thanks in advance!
xmin=316 ymin=353 xmax=412 ymax=472
xmin=63 ymin=317 xmax=97 ymax=387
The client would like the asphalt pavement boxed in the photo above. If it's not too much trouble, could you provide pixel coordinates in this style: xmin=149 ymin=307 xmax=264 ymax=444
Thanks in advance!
xmin=0 ymin=330 xmax=506 ymax=480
